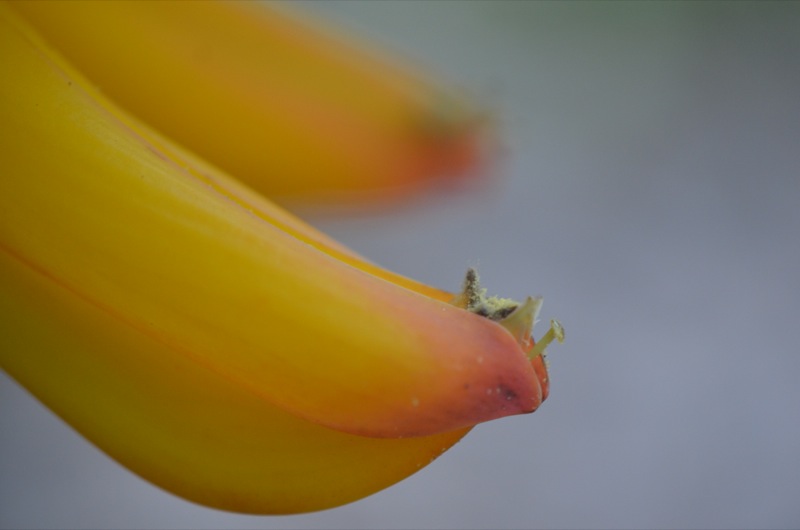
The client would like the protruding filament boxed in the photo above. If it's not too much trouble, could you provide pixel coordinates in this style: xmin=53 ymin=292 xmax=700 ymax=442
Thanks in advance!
xmin=528 ymin=319 xmax=565 ymax=360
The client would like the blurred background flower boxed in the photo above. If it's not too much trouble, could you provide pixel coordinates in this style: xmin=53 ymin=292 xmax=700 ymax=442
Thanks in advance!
xmin=2 ymin=1 xmax=799 ymax=528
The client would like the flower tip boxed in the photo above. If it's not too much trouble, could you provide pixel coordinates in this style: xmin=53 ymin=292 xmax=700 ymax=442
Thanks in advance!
xmin=453 ymin=267 xmax=552 ymax=348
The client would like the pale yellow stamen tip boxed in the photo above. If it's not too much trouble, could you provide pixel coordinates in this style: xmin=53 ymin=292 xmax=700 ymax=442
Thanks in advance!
xmin=528 ymin=319 xmax=565 ymax=361
xmin=452 ymin=267 xmax=562 ymax=354
xmin=497 ymin=296 xmax=542 ymax=347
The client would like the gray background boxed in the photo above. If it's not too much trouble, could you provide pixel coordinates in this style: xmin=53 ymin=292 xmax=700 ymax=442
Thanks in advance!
xmin=2 ymin=1 xmax=800 ymax=528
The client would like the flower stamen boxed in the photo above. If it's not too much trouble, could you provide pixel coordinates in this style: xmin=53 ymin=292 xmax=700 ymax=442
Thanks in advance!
xmin=528 ymin=319 xmax=565 ymax=361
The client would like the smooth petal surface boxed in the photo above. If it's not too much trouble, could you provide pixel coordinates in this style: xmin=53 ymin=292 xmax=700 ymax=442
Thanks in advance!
xmin=0 ymin=246 xmax=468 ymax=514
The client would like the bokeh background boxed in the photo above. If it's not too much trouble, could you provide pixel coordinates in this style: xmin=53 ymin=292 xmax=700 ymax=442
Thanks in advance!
xmin=2 ymin=1 xmax=799 ymax=528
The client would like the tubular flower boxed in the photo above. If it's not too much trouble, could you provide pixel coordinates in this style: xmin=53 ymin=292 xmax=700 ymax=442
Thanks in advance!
xmin=0 ymin=2 xmax=563 ymax=514
xmin=7 ymin=0 xmax=485 ymax=204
